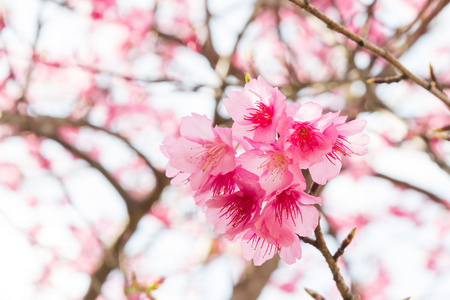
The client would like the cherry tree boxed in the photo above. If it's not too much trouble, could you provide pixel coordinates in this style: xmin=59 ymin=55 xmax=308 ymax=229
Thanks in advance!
xmin=0 ymin=0 xmax=449 ymax=299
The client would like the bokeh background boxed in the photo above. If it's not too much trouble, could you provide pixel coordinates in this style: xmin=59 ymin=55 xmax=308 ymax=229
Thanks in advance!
xmin=0 ymin=0 xmax=449 ymax=299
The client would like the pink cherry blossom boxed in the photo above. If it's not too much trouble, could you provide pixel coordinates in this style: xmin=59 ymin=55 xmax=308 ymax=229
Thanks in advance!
xmin=236 ymin=140 xmax=305 ymax=195
xmin=309 ymin=117 xmax=369 ymax=184
xmin=223 ymin=76 xmax=287 ymax=145
xmin=240 ymin=228 xmax=303 ymax=266
xmin=279 ymin=102 xmax=337 ymax=167
xmin=163 ymin=113 xmax=236 ymax=189
xmin=240 ymin=185 xmax=321 ymax=265
xmin=204 ymin=175 xmax=264 ymax=241
xmin=193 ymin=166 xmax=251 ymax=206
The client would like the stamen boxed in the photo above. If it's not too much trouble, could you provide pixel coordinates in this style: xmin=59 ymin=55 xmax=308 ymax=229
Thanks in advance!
xmin=258 ymin=152 xmax=288 ymax=182
xmin=210 ymin=172 xmax=235 ymax=195
xmin=274 ymin=190 xmax=303 ymax=226
xmin=247 ymin=233 xmax=279 ymax=258
xmin=243 ymin=101 xmax=274 ymax=130
xmin=219 ymin=194 xmax=256 ymax=228
xmin=189 ymin=140 xmax=226 ymax=172
xmin=289 ymin=122 xmax=323 ymax=152
xmin=326 ymin=135 xmax=353 ymax=164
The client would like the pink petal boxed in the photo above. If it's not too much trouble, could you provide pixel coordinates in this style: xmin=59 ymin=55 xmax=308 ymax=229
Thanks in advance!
xmin=167 ymin=138 xmax=203 ymax=173
xmin=214 ymin=127 xmax=233 ymax=147
xmin=285 ymin=103 xmax=302 ymax=117
xmin=309 ymin=158 xmax=342 ymax=185
xmin=223 ymin=91 xmax=253 ymax=123
xmin=297 ymin=102 xmax=323 ymax=121
xmin=279 ymin=241 xmax=302 ymax=265
xmin=294 ymin=205 xmax=319 ymax=237
xmin=240 ymin=230 xmax=277 ymax=266
xmin=347 ymin=133 xmax=370 ymax=155
xmin=299 ymin=193 xmax=322 ymax=206
xmin=338 ymin=118 xmax=367 ymax=136
xmin=180 ymin=113 xmax=215 ymax=142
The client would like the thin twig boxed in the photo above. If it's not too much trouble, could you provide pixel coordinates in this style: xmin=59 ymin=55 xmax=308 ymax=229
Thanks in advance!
xmin=311 ymin=221 xmax=358 ymax=300
xmin=367 ymin=74 xmax=406 ymax=84
xmin=333 ymin=228 xmax=357 ymax=261
xmin=374 ymin=173 xmax=450 ymax=210
xmin=84 ymin=122 xmax=164 ymax=178
xmin=396 ymin=0 xmax=450 ymax=57
xmin=289 ymin=0 xmax=450 ymax=108
xmin=230 ymin=256 xmax=280 ymax=300
xmin=305 ymin=287 xmax=327 ymax=300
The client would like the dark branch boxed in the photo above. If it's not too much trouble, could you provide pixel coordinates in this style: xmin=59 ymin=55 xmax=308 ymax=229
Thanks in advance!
xmin=289 ymin=0 xmax=450 ymax=108
xmin=333 ymin=228 xmax=357 ymax=261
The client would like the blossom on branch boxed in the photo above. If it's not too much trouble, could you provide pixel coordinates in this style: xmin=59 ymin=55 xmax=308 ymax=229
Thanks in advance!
xmin=224 ymin=76 xmax=287 ymax=146
xmin=161 ymin=76 xmax=368 ymax=265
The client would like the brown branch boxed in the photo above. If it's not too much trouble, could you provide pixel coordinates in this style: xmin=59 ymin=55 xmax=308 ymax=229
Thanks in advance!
xmin=333 ymin=228 xmax=357 ymax=261
xmin=396 ymin=0 xmax=450 ymax=57
xmin=51 ymin=136 xmax=138 ymax=213
xmin=230 ymin=256 xmax=280 ymax=300
xmin=373 ymin=173 xmax=450 ymax=210
xmin=0 ymin=112 xmax=137 ymax=213
xmin=201 ymin=3 xmax=220 ymax=70
xmin=82 ymin=179 xmax=166 ymax=300
xmin=417 ymin=135 xmax=450 ymax=176
xmin=289 ymin=0 xmax=450 ymax=109
xmin=212 ymin=3 xmax=260 ymax=126
xmin=388 ymin=0 xmax=432 ymax=41
xmin=302 ymin=221 xmax=358 ymax=300
xmin=429 ymin=64 xmax=444 ymax=92
xmin=305 ymin=288 xmax=327 ymax=300
xmin=84 ymin=122 xmax=164 ymax=178
xmin=366 ymin=74 xmax=406 ymax=84
xmin=0 ymin=112 xmax=169 ymax=300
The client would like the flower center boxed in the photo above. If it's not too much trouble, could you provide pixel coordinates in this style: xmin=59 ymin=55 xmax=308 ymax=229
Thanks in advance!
xmin=191 ymin=140 xmax=225 ymax=172
xmin=259 ymin=151 xmax=288 ymax=182
xmin=243 ymin=101 xmax=274 ymax=130
xmin=289 ymin=122 xmax=322 ymax=151
xmin=247 ymin=232 xmax=280 ymax=255
xmin=219 ymin=193 xmax=257 ymax=228
xmin=326 ymin=135 xmax=353 ymax=163
xmin=274 ymin=190 xmax=303 ymax=226
xmin=210 ymin=172 xmax=235 ymax=195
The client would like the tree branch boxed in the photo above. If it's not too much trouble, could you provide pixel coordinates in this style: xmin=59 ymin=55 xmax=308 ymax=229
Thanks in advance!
xmin=0 ymin=111 xmax=169 ymax=300
xmin=396 ymin=0 xmax=450 ymax=57
xmin=289 ymin=0 xmax=450 ymax=108
xmin=373 ymin=173 xmax=450 ymax=210
xmin=301 ymin=221 xmax=358 ymax=300
xmin=333 ymin=228 xmax=357 ymax=261
xmin=51 ymin=135 xmax=137 ymax=213
xmin=230 ymin=256 xmax=280 ymax=300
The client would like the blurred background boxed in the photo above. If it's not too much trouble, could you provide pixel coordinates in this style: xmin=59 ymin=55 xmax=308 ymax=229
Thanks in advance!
xmin=0 ymin=0 xmax=449 ymax=299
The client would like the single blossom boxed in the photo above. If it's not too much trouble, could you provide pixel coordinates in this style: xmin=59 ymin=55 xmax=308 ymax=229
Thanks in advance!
xmin=240 ymin=228 xmax=303 ymax=266
xmin=162 ymin=113 xmax=236 ymax=190
xmin=309 ymin=117 xmax=369 ymax=184
xmin=223 ymin=76 xmax=287 ymax=146
xmin=193 ymin=166 xmax=249 ymax=207
xmin=240 ymin=185 xmax=321 ymax=265
xmin=236 ymin=139 xmax=305 ymax=195
xmin=204 ymin=174 xmax=264 ymax=242
xmin=279 ymin=102 xmax=337 ymax=167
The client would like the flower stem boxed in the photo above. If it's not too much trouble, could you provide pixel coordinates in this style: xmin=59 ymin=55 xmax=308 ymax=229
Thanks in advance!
xmin=302 ymin=221 xmax=359 ymax=300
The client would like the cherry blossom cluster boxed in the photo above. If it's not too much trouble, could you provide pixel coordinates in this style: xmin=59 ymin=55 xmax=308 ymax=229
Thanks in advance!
xmin=161 ymin=76 xmax=368 ymax=265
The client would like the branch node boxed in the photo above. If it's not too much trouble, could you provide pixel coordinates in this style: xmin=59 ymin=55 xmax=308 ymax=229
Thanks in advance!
xmin=367 ymin=74 xmax=406 ymax=84
xmin=333 ymin=227 xmax=357 ymax=261
xmin=305 ymin=287 xmax=327 ymax=300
